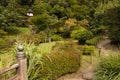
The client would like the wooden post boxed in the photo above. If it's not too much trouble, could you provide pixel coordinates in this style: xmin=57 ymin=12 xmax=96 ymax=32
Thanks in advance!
xmin=90 ymin=53 xmax=92 ymax=64
xmin=16 ymin=45 xmax=28 ymax=80
xmin=98 ymin=48 xmax=101 ymax=57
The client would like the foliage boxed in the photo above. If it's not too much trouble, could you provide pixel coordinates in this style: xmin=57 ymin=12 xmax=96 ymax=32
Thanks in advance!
xmin=93 ymin=0 xmax=120 ymax=44
xmin=0 ymin=41 xmax=81 ymax=80
xmin=86 ymin=36 xmax=101 ymax=45
xmin=0 ymin=30 xmax=7 ymax=37
xmin=39 ymin=41 xmax=81 ymax=80
xmin=0 ymin=48 xmax=16 ymax=79
xmin=94 ymin=54 xmax=120 ymax=80
xmin=0 ymin=27 xmax=29 ymax=49
xmin=37 ymin=42 xmax=55 ymax=55
xmin=51 ymin=34 xmax=63 ymax=41
xmin=71 ymin=27 xmax=93 ymax=44
xmin=71 ymin=5 xmax=89 ymax=20
xmin=109 ymin=26 xmax=120 ymax=45
xmin=4 ymin=27 xmax=30 ymax=35
xmin=0 ymin=7 xmax=22 ymax=28
xmin=16 ymin=33 xmax=37 ymax=44
xmin=81 ymin=45 xmax=96 ymax=55
xmin=16 ymin=31 xmax=47 ymax=44
xmin=18 ymin=0 xmax=35 ymax=7
xmin=91 ymin=26 xmax=108 ymax=35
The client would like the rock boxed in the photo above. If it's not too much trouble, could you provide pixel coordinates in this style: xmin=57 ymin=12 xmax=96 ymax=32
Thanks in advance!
xmin=83 ymin=72 xmax=94 ymax=80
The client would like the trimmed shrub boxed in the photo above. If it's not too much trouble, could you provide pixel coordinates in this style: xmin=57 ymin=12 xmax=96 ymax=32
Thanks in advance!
xmin=51 ymin=34 xmax=63 ymax=41
xmin=71 ymin=28 xmax=93 ymax=44
xmin=39 ymin=42 xmax=81 ymax=80
xmin=94 ymin=54 xmax=120 ymax=80
xmin=81 ymin=45 xmax=96 ymax=55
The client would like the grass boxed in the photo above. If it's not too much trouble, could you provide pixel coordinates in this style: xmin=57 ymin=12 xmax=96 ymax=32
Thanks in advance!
xmin=37 ymin=42 xmax=56 ymax=55
xmin=94 ymin=53 xmax=120 ymax=80
xmin=4 ymin=27 xmax=30 ymax=35
xmin=0 ymin=49 xmax=16 ymax=79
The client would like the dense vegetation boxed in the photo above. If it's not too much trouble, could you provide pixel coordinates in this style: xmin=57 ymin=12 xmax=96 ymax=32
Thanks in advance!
xmin=0 ymin=41 xmax=81 ymax=80
xmin=0 ymin=0 xmax=120 ymax=80
xmin=0 ymin=0 xmax=120 ymax=45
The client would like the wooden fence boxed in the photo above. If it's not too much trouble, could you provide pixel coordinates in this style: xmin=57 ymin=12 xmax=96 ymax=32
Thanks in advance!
xmin=0 ymin=45 xmax=28 ymax=80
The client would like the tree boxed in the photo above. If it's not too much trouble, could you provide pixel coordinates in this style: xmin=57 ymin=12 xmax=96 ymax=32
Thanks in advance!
xmin=71 ymin=5 xmax=89 ymax=20
xmin=32 ymin=13 xmax=61 ymax=42
xmin=0 ymin=0 xmax=10 ymax=6
xmin=17 ymin=0 xmax=35 ymax=7
xmin=93 ymin=0 xmax=120 ymax=44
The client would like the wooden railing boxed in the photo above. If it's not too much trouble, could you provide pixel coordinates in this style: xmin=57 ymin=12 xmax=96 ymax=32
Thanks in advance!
xmin=0 ymin=45 xmax=28 ymax=80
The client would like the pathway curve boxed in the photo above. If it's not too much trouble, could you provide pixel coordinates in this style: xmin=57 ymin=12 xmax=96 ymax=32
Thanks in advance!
xmin=97 ymin=35 xmax=119 ymax=56
xmin=56 ymin=35 xmax=119 ymax=80
xmin=56 ymin=60 xmax=94 ymax=80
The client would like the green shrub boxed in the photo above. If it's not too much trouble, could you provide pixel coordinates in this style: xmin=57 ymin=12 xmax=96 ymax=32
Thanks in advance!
xmin=0 ymin=38 xmax=6 ymax=44
xmin=4 ymin=27 xmax=29 ymax=35
xmin=94 ymin=54 xmax=120 ymax=80
xmin=91 ymin=26 xmax=107 ymax=35
xmin=39 ymin=42 xmax=81 ymax=80
xmin=51 ymin=34 xmax=63 ymax=41
xmin=0 ymin=30 xmax=7 ymax=37
xmin=0 ymin=39 xmax=8 ymax=49
xmin=109 ymin=27 xmax=120 ymax=45
xmin=38 ymin=42 xmax=55 ymax=55
xmin=71 ymin=28 xmax=93 ymax=44
xmin=38 ymin=31 xmax=47 ymax=43
xmin=0 ymin=36 xmax=16 ymax=50
xmin=86 ymin=36 xmax=101 ymax=45
xmin=81 ymin=45 xmax=96 ymax=55
xmin=16 ymin=32 xmax=47 ymax=44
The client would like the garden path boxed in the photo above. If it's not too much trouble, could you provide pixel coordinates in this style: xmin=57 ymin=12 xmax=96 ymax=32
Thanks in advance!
xmin=97 ymin=35 xmax=119 ymax=56
xmin=56 ymin=35 xmax=119 ymax=80
xmin=56 ymin=60 xmax=93 ymax=80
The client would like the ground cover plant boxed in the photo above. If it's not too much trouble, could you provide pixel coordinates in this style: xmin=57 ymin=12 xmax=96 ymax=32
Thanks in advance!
xmin=94 ymin=54 xmax=120 ymax=80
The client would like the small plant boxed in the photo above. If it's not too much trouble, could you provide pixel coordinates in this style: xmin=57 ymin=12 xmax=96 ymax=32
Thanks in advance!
xmin=81 ymin=45 xmax=96 ymax=55
xmin=51 ymin=34 xmax=63 ymax=41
